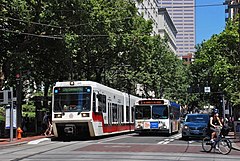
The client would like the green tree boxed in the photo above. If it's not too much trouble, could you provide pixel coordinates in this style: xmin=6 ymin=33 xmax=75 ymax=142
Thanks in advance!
xmin=1 ymin=0 xmax=190 ymax=108
xmin=189 ymin=17 xmax=240 ymax=110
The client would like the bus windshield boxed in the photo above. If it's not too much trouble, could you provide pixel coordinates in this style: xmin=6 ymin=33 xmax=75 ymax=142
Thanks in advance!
xmin=135 ymin=106 xmax=151 ymax=119
xmin=152 ymin=105 xmax=168 ymax=119
xmin=53 ymin=87 xmax=91 ymax=112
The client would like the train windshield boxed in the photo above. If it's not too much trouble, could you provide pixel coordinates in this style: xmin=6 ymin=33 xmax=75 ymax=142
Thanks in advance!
xmin=53 ymin=86 xmax=91 ymax=112
xmin=135 ymin=106 xmax=151 ymax=119
xmin=152 ymin=105 xmax=168 ymax=119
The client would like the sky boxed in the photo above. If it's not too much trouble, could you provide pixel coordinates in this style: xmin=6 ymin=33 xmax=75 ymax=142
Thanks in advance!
xmin=196 ymin=0 xmax=226 ymax=44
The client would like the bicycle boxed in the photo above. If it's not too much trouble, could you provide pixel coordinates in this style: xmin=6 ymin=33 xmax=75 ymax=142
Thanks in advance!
xmin=202 ymin=126 xmax=232 ymax=155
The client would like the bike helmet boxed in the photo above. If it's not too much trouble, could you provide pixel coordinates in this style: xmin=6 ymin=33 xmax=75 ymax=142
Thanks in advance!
xmin=212 ymin=108 xmax=219 ymax=114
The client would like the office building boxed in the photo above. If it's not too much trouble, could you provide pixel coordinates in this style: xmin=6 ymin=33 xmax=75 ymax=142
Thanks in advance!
xmin=224 ymin=0 xmax=239 ymax=21
xmin=158 ymin=8 xmax=177 ymax=54
xmin=157 ymin=0 xmax=196 ymax=56
xmin=135 ymin=0 xmax=159 ymax=35
xmin=135 ymin=0 xmax=177 ymax=54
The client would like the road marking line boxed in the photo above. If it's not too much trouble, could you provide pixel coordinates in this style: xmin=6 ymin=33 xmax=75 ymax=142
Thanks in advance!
xmin=188 ymin=141 xmax=195 ymax=144
xmin=172 ymin=133 xmax=181 ymax=139
xmin=27 ymin=138 xmax=51 ymax=145
xmin=163 ymin=141 xmax=170 ymax=144
xmin=97 ymin=135 xmax=130 ymax=143
xmin=157 ymin=141 xmax=165 ymax=144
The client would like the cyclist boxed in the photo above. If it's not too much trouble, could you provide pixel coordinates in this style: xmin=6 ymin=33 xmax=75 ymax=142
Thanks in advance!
xmin=209 ymin=109 xmax=223 ymax=142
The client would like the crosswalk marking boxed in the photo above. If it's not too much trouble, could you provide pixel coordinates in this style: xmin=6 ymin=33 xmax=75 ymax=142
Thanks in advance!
xmin=28 ymin=138 xmax=51 ymax=144
xmin=157 ymin=133 xmax=181 ymax=144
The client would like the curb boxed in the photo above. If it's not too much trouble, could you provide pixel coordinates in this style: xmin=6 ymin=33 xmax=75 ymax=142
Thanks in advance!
xmin=0 ymin=140 xmax=28 ymax=149
xmin=0 ymin=135 xmax=53 ymax=148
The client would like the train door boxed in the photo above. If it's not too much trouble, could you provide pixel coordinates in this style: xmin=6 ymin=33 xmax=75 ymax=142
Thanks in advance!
xmin=108 ymin=102 xmax=112 ymax=126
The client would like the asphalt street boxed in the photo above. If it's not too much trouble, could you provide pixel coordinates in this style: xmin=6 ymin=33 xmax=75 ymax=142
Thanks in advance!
xmin=0 ymin=133 xmax=239 ymax=161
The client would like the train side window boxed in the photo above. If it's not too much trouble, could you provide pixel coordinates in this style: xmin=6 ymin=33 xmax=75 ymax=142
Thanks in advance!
xmin=117 ymin=104 xmax=123 ymax=124
xmin=126 ymin=106 xmax=130 ymax=122
xmin=108 ymin=102 xmax=112 ymax=125
xmin=93 ymin=93 xmax=96 ymax=112
xmin=112 ymin=103 xmax=118 ymax=123
xmin=97 ymin=94 xmax=106 ymax=113
xmin=131 ymin=107 xmax=134 ymax=122
xmin=121 ymin=105 xmax=124 ymax=123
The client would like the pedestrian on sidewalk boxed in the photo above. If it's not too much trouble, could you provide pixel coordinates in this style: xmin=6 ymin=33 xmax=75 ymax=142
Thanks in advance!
xmin=42 ymin=112 xmax=52 ymax=136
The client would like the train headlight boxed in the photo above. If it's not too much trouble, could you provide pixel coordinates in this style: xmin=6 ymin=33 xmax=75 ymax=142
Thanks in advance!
xmin=54 ymin=114 xmax=62 ymax=118
xmin=81 ymin=113 xmax=89 ymax=117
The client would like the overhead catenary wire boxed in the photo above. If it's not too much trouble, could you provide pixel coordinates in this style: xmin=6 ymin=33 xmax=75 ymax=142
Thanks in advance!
xmin=0 ymin=3 xmax=227 ymax=39
xmin=0 ymin=16 xmax=133 ymax=29
xmin=0 ymin=28 xmax=63 ymax=39
xmin=0 ymin=28 xmax=112 ymax=39
xmin=0 ymin=3 xmax=226 ymax=29
xmin=0 ymin=16 xmax=62 ymax=29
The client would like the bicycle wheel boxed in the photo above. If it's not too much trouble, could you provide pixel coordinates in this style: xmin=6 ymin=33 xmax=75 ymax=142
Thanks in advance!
xmin=217 ymin=138 xmax=232 ymax=155
xmin=202 ymin=137 xmax=213 ymax=152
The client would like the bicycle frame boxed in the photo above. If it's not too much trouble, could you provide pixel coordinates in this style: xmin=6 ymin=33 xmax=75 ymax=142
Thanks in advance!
xmin=202 ymin=127 xmax=232 ymax=155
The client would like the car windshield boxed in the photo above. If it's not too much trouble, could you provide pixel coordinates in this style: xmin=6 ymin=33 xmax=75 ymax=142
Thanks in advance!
xmin=185 ymin=115 xmax=209 ymax=123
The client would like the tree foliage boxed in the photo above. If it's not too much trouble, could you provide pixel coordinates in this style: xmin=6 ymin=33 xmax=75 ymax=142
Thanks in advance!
xmin=0 ymin=0 xmax=189 ymax=105
xmin=190 ymin=17 xmax=240 ymax=108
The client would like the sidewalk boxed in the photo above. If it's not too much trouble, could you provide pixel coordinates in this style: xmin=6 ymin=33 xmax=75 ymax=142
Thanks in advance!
xmin=0 ymin=134 xmax=53 ymax=147
xmin=228 ymin=132 xmax=240 ymax=151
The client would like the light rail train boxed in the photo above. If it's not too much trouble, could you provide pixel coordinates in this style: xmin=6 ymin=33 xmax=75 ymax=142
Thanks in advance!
xmin=52 ymin=81 xmax=140 ymax=138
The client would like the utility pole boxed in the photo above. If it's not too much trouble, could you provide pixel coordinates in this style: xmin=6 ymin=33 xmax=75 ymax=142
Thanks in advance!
xmin=222 ymin=94 xmax=226 ymax=119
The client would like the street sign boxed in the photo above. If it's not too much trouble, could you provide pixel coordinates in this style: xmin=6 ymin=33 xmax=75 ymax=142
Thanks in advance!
xmin=5 ymin=105 xmax=17 ymax=129
xmin=204 ymin=87 xmax=210 ymax=93
xmin=0 ymin=90 xmax=11 ymax=104
xmin=0 ymin=88 xmax=15 ymax=142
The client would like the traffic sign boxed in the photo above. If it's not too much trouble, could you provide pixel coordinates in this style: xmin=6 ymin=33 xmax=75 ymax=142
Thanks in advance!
xmin=0 ymin=88 xmax=15 ymax=142
xmin=204 ymin=87 xmax=210 ymax=93
xmin=0 ymin=90 xmax=9 ymax=104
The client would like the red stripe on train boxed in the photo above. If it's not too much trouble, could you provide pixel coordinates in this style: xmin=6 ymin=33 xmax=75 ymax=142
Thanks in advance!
xmin=92 ymin=112 xmax=134 ymax=133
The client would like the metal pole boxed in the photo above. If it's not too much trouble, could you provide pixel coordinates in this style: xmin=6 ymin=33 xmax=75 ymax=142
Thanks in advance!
xmin=16 ymin=74 xmax=22 ymax=129
xmin=10 ymin=87 xmax=13 ymax=142
xmin=222 ymin=94 xmax=226 ymax=119
xmin=128 ymin=93 xmax=131 ymax=131
xmin=238 ymin=6 xmax=240 ymax=56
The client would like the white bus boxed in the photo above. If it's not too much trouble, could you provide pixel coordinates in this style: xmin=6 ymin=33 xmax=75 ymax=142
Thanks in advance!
xmin=52 ymin=81 xmax=140 ymax=138
xmin=134 ymin=98 xmax=181 ymax=135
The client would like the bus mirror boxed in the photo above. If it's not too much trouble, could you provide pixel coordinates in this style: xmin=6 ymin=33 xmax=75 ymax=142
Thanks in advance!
xmin=97 ymin=95 xmax=100 ymax=99
xmin=170 ymin=113 xmax=174 ymax=119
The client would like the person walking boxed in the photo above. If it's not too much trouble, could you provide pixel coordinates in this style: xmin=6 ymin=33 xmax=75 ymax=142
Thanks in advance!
xmin=43 ymin=112 xmax=52 ymax=136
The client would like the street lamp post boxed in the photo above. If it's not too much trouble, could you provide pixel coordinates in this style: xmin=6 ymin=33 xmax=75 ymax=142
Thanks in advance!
xmin=222 ymin=94 xmax=226 ymax=119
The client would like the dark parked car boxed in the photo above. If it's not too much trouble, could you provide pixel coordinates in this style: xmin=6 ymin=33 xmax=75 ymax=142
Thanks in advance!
xmin=182 ymin=113 xmax=209 ymax=140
